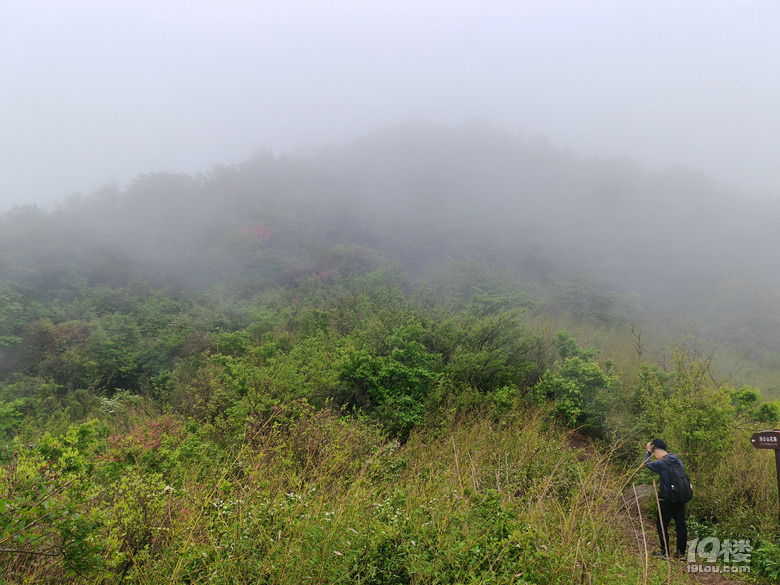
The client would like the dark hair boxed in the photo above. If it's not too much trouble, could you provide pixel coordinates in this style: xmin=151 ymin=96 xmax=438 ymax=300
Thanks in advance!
xmin=651 ymin=438 xmax=668 ymax=451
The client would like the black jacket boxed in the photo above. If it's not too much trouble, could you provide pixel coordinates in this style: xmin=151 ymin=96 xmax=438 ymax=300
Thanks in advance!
xmin=644 ymin=452 xmax=685 ymax=499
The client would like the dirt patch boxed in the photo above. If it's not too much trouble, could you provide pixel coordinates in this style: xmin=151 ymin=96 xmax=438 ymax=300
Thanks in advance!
xmin=565 ymin=431 xmax=599 ymax=462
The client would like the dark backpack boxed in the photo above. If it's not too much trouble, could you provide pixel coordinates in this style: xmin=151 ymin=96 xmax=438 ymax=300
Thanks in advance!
xmin=664 ymin=457 xmax=693 ymax=503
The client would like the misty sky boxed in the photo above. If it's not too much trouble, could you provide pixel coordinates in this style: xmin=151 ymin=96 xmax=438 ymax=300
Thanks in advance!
xmin=2 ymin=0 xmax=779 ymax=211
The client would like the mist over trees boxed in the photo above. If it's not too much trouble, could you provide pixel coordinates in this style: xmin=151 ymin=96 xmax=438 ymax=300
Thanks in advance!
xmin=2 ymin=123 xmax=779 ymax=358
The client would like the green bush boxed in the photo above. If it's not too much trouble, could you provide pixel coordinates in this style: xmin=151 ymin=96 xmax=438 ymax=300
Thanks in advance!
xmin=533 ymin=334 xmax=613 ymax=434
xmin=753 ymin=540 xmax=780 ymax=582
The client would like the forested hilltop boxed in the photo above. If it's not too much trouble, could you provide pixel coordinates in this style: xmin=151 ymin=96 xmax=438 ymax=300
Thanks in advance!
xmin=4 ymin=123 xmax=780 ymax=381
xmin=2 ymin=123 xmax=780 ymax=583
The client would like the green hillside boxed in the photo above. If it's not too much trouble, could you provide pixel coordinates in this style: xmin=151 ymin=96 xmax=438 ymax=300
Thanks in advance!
xmin=2 ymin=124 xmax=780 ymax=583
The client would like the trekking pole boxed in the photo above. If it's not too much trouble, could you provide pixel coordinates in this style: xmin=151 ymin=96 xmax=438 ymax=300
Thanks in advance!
xmin=631 ymin=483 xmax=648 ymax=584
xmin=652 ymin=481 xmax=671 ymax=582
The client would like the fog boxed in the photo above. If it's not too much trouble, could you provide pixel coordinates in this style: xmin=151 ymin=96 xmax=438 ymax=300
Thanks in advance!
xmin=2 ymin=0 xmax=780 ymax=210
xmin=4 ymin=117 xmax=780 ymax=397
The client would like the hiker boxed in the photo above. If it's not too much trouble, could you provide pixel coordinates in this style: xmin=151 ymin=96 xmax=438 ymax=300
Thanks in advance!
xmin=643 ymin=439 xmax=689 ymax=559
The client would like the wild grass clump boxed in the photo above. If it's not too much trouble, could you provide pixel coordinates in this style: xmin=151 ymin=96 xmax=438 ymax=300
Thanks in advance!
xmin=89 ymin=407 xmax=682 ymax=584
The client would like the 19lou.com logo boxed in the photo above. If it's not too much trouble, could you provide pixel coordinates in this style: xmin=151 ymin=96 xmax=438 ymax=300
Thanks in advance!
xmin=685 ymin=537 xmax=751 ymax=574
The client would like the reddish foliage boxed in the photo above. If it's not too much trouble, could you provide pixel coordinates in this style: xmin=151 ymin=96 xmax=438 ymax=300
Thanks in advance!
xmin=107 ymin=416 xmax=185 ymax=455
xmin=316 ymin=270 xmax=336 ymax=283
xmin=240 ymin=221 xmax=275 ymax=241
xmin=50 ymin=322 xmax=88 ymax=348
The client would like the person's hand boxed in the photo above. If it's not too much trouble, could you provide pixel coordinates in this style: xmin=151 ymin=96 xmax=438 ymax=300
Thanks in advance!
xmin=645 ymin=442 xmax=653 ymax=452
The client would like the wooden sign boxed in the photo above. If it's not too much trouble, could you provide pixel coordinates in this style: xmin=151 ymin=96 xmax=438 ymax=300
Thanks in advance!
xmin=750 ymin=430 xmax=780 ymax=449
xmin=750 ymin=430 xmax=780 ymax=519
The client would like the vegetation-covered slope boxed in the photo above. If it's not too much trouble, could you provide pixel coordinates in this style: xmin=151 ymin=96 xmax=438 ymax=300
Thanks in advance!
xmin=2 ymin=123 xmax=780 ymax=583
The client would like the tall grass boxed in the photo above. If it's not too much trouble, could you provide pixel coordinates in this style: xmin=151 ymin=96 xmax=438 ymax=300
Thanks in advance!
xmin=8 ymin=400 xmax=768 ymax=583
xmin=686 ymin=429 xmax=780 ymax=542
xmin=117 ymin=408 xmax=688 ymax=584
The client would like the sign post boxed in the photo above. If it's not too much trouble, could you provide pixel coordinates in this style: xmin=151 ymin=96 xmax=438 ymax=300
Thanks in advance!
xmin=750 ymin=430 xmax=780 ymax=517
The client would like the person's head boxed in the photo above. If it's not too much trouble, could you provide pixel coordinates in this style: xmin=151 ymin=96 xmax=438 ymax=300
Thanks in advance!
xmin=650 ymin=438 xmax=668 ymax=458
